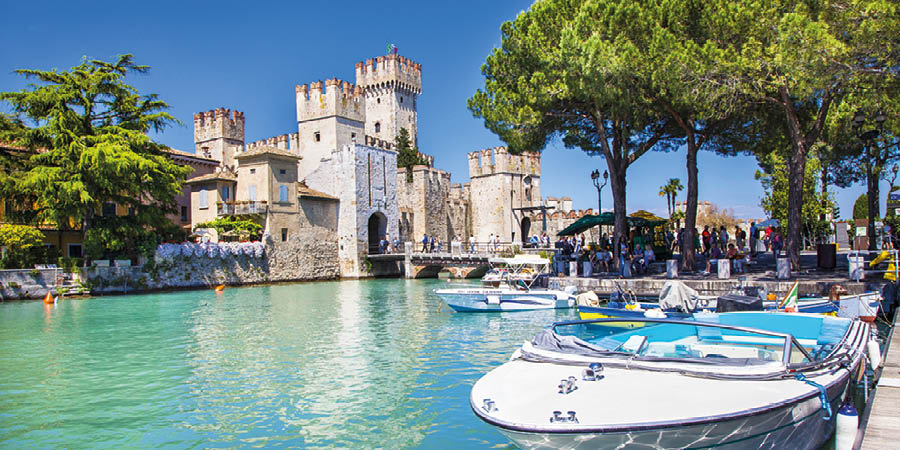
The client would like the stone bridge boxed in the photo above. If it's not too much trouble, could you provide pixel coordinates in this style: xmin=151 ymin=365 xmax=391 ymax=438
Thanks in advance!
xmin=367 ymin=251 xmax=492 ymax=279
xmin=404 ymin=252 xmax=492 ymax=279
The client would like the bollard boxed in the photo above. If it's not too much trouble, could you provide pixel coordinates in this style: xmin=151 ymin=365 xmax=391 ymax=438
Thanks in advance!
xmin=666 ymin=260 xmax=678 ymax=279
xmin=582 ymin=261 xmax=592 ymax=277
xmin=776 ymin=258 xmax=791 ymax=279
xmin=717 ymin=259 xmax=731 ymax=279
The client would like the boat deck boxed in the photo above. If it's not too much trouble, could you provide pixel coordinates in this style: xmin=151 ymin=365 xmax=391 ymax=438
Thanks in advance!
xmin=860 ymin=310 xmax=900 ymax=450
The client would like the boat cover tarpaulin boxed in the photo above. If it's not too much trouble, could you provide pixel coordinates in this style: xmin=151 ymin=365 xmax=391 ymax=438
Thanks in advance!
xmin=531 ymin=330 xmax=617 ymax=356
xmin=716 ymin=294 xmax=763 ymax=312
xmin=658 ymin=280 xmax=700 ymax=311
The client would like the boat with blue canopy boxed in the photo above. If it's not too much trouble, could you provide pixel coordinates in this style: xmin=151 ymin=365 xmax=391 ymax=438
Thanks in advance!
xmin=470 ymin=312 xmax=873 ymax=449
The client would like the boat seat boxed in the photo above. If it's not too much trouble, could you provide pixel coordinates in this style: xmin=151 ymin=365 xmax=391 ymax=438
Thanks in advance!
xmin=620 ymin=335 xmax=647 ymax=353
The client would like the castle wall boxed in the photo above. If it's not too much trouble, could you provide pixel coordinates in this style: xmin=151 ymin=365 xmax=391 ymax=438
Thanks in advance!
xmin=397 ymin=165 xmax=452 ymax=244
xmin=304 ymin=142 xmax=398 ymax=278
xmin=296 ymin=79 xmax=366 ymax=181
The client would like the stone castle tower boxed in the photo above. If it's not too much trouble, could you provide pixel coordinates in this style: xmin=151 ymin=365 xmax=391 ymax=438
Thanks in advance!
xmin=355 ymin=54 xmax=422 ymax=146
xmin=295 ymin=78 xmax=367 ymax=181
xmin=467 ymin=147 xmax=541 ymax=242
xmin=193 ymin=108 xmax=245 ymax=169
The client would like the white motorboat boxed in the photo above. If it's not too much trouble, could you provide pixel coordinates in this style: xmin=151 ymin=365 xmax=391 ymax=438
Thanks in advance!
xmin=471 ymin=312 xmax=871 ymax=449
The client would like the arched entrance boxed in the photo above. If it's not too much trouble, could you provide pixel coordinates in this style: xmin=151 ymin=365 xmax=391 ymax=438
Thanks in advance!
xmin=520 ymin=217 xmax=532 ymax=244
xmin=368 ymin=212 xmax=388 ymax=254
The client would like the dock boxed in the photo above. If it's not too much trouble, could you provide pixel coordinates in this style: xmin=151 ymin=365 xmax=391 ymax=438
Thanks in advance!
xmin=859 ymin=309 xmax=900 ymax=449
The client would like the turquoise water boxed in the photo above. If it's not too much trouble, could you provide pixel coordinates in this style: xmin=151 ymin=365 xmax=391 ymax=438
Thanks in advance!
xmin=0 ymin=279 xmax=577 ymax=449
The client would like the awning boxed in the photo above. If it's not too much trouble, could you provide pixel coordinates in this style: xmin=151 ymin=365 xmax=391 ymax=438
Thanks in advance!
xmin=556 ymin=211 xmax=667 ymax=236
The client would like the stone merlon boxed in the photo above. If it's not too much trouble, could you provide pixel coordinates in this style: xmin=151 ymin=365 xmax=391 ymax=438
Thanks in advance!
xmin=355 ymin=53 xmax=422 ymax=94
xmin=296 ymin=78 xmax=365 ymax=123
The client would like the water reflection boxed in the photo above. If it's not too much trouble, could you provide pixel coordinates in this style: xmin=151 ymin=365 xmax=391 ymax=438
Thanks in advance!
xmin=0 ymin=279 xmax=576 ymax=448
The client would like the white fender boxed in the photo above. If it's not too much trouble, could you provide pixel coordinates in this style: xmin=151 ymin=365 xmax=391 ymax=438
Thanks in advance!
xmin=835 ymin=402 xmax=858 ymax=450
xmin=868 ymin=340 xmax=882 ymax=370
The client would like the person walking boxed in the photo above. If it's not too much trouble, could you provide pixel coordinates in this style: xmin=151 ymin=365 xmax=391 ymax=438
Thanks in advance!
xmin=429 ymin=234 xmax=435 ymax=253
xmin=702 ymin=226 xmax=711 ymax=255
xmin=749 ymin=221 xmax=757 ymax=256
xmin=719 ymin=226 xmax=729 ymax=251
xmin=421 ymin=234 xmax=428 ymax=253
xmin=710 ymin=227 xmax=719 ymax=254
xmin=772 ymin=227 xmax=783 ymax=259
xmin=618 ymin=237 xmax=629 ymax=278
xmin=469 ymin=235 xmax=476 ymax=253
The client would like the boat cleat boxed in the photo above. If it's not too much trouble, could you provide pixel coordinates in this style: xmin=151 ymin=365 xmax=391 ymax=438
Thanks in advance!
xmin=550 ymin=410 xmax=579 ymax=424
xmin=558 ymin=376 xmax=578 ymax=394
xmin=481 ymin=398 xmax=498 ymax=413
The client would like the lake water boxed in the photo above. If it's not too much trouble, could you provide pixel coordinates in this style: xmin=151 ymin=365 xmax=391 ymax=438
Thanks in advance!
xmin=0 ymin=279 xmax=578 ymax=449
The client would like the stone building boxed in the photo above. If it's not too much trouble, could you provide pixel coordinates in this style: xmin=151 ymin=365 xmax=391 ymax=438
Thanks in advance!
xmin=466 ymin=147 xmax=542 ymax=243
xmin=396 ymin=165 xmax=451 ymax=244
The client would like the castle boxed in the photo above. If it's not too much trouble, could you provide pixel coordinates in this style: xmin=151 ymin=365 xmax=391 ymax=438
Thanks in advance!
xmin=184 ymin=53 xmax=551 ymax=278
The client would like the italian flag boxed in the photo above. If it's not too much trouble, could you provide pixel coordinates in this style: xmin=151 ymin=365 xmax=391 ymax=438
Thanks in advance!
xmin=780 ymin=281 xmax=799 ymax=312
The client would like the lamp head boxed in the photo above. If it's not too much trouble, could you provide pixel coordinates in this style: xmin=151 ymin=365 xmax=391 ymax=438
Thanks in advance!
xmin=591 ymin=169 xmax=599 ymax=181
xmin=603 ymin=170 xmax=609 ymax=180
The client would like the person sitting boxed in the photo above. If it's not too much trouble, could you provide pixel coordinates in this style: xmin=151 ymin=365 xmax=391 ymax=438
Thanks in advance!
xmin=726 ymin=243 xmax=744 ymax=273
xmin=631 ymin=245 xmax=645 ymax=275
xmin=642 ymin=244 xmax=656 ymax=272
xmin=703 ymin=245 xmax=723 ymax=275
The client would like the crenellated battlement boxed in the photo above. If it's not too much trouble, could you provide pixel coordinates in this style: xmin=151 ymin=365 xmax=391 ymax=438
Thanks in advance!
xmin=296 ymin=78 xmax=366 ymax=123
xmin=355 ymin=54 xmax=422 ymax=94
xmin=364 ymin=135 xmax=393 ymax=151
xmin=245 ymin=132 xmax=299 ymax=153
xmin=194 ymin=108 xmax=245 ymax=144
xmin=466 ymin=146 xmax=541 ymax=178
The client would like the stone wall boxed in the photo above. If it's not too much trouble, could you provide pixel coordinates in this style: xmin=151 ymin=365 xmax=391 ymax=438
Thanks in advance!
xmin=397 ymin=165 xmax=452 ymax=243
xmin=0 ymin=269 xmax=60 ymax=300
xmin=84 ymin=235 xmax=339 ymax=295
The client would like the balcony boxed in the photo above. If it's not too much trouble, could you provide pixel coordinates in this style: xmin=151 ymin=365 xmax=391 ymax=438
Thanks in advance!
xmin=217 ymin=201 xmax=268 ymax=216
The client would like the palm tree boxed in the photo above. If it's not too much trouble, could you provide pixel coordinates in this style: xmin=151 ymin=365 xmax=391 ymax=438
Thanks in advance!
xmin=667 ymin=178 xmax=684 ymax=218
xmin=659 ymin=183 xmax=673 ymax=217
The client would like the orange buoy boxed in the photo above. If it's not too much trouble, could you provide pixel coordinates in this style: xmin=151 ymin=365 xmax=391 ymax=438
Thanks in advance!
xmin=43 ymin=292 xmax=55 ymax=304
xmin=214 ymin=284 xmax=225 ymax=292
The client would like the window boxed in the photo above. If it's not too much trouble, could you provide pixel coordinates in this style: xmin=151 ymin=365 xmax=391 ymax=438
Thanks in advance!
xmin=201 ymin=146 xmax=211 ymax=158
xmin=221 ymin=186 xmax=230 ymax=202
xmin=351 ymin=132 xmax=357 ymax=141
xmin=279 ymin=169 xmax=286 ymax=175
xmin=280 ymin=185 xmax=289 ymax=203
xmin=68 ymin=243 xmax=82 ymax=258
xmin=314 ymin=132 xmax=321 ymax=142
xmin=400 ymin=96 xmax=403 ymax=103
xmin=281 ymin=228 xmax=288 ymax=242
xmin=375 ymin=122 xmax=381 ymax=133
xmin=198 ymin=191 xmax=209 ymax=209
xmin=377 ymin=98 xmax=381 ymax=104
xmin=250 ymin=168 xmax=256 ymax=174
xmin=181 ymin=206 xmax=188 ymax=222
xmin=102 ymin=202 xmax=117 ymax=217
xmin=249 ymin=185 xmax=257 ymax=201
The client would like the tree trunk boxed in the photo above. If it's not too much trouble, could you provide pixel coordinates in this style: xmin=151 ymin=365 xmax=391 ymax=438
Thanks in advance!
xmin=786 ymin=147 xmax=807 ymax=270
xmin=682 ymin=142 xmax=699 ymax=272
xmin=608 ymin=160 xmax=628 ymax=270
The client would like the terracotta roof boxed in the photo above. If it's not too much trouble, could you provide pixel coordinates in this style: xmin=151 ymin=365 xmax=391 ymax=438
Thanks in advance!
xmin=297 ymin=181 xmax=338 ymax=201
xmin=235 ymin=145 xmax=300 ymax=160
xmin=163 ymin=147 xmax=218 ymax=163
xmin=185 ymin=171 xmax=237 ymax=184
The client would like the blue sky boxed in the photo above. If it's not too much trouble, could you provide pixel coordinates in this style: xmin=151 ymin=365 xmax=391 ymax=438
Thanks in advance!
xmin=0 ymin=0 xmax=872 ymax=219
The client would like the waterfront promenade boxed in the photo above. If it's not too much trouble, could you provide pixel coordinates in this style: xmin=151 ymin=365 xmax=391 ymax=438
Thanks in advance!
xmin=860 ymin=309 xmax=900 ymax=449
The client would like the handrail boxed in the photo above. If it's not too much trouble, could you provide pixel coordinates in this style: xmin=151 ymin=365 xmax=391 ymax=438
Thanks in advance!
xmin=551 ymin=316 xmax=800 ymax=366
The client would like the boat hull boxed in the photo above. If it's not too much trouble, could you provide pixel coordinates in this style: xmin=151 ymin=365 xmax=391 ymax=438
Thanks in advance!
xmin=436 ymin=289 xmax=574 ymax=312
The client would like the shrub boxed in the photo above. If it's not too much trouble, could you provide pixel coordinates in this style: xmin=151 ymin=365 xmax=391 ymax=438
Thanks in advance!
xmin=0 ymin=224 xmax=44 ymax=269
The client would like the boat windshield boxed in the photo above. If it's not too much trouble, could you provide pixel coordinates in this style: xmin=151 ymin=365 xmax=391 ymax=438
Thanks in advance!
xmin=544 ymin=316 xmax=822 ymax=366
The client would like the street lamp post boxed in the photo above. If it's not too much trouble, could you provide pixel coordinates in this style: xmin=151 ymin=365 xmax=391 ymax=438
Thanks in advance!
xmin=591 ymin=169 xmax=609 ymax=213
xmin=853 ymin=109 xmax=886 ymax=251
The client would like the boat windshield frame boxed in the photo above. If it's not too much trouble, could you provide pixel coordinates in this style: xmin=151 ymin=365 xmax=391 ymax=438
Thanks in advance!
xmin=551 ymin=317 xmax=813 ymax=366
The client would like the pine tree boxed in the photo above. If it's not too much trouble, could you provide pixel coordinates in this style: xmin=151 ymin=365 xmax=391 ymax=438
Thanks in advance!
xmin=0 ymin=55 xmax=191 ymax=259
xmin=395 ymin=128 xmax=426 ymax=182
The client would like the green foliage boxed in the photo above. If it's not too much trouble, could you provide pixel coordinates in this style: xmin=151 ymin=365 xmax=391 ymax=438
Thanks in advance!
xmin=0 ymin=224 xmax=44 ymax=269
xmin=0 ymin=55 xmax=191 ymax=258
xmin=853 ymin=194 xmax=869 ymax=221
xmin=756 ymin=151 xmax=833 ymax=242
xmin=194 ymin=216 xmax=262 ymax=239
xmin=395 ymin=128 xmax=426 ymax=182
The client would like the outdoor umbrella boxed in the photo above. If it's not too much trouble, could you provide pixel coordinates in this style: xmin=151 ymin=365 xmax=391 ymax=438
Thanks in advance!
xmin=758 ymin=218 xmax=780 ymax=228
